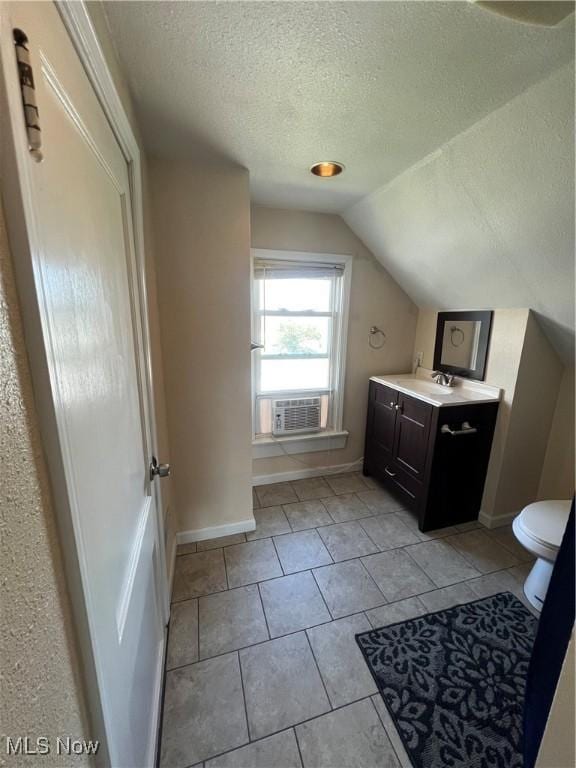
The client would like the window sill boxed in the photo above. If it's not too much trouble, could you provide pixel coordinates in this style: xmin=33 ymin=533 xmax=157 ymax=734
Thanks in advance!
xmin=252 ymin=430 xmax=349 ymax=459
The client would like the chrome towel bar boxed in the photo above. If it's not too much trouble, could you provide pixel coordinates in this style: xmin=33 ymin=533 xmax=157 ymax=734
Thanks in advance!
xmin=441 ymin=421 xmax=478 ymax=436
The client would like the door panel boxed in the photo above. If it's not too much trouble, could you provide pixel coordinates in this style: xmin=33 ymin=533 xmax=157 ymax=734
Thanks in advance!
xmin=393 ymin=394 xmax=432 ymax=479
xmin=368 ymin=382 xmax=397 ymax=455
xmin=2 ymin=3 xmax=165 ymax=764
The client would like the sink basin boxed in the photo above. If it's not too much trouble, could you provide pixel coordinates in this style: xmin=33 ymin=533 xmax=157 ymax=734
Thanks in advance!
xmin=395 ymin=379 xmax=455 ymax=396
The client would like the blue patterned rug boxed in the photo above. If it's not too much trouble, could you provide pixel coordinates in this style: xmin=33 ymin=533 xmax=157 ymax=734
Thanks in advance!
xmin=356 ymin=592 xmax=537 ymax=768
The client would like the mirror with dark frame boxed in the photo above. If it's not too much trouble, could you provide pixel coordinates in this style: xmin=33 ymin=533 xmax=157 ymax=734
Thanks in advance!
xmin=433 ymin=311 xmax=493 ymax=381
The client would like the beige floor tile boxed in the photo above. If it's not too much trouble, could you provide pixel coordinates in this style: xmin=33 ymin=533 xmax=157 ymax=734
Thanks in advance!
xmin=259 ymin=571 xmax=331 ymax=637
xmin=177 ymin=542 xmax=197 ymax=555
xmin=306 ymin=614 xmax=378 ymax=707
xmin=365 ymin=596 xmax=429 ymax=628
xmin=486 ymin=525 xmax=533 ymax=561
xmin=167 ymin=599 xmax=198 ymax=670
xmin=323 ymin=493 xmax=372 ymax=523
xmin=160 ymin=653 xmax=248 ymax=767
xmin=273 ymin=530 xmax=332 ymax=574
xmin=448 ymin=529 xmax=520 ymax=573
xmin=198 ymin=585 xmax=268 ymax=659
xmin=246 ymin=506 xmax=291 ymax=540
xmin=283 ymin=500 xmax=333 ymax=531
xmin=360 ymin=514 xmax=420 ymax=550
xmin=362 ymin=550 xmax=436 ymax=602
xmin=225 ymin=539 xmax=282 ymax=588
xmin=197 ymin=533 xmax=246 ymax=551
xmin=255 ymin=482 xmax=298 ymax=507
xmin=240 ymin=632 xmax=331 ymax=740
xmin=371 ymin=695 xmax=412 ymax=768
xmin=395 ymin=509 xmax=459 ymax=540
xmin=324 ymin=472 xmax=371 ymax=495
xmin=205 ymin=730 xmax=302 ymax=768
xmin=418 ymin=582 xmax=478 ymax=612
xmin=295 ymin=699 xmax=400 ymax=768
xmin=403 ymin=539 xmax=480 ymax=587
xmin=291 ymin=476 xmax=334 ymax=501
xmin=172 ymin=550 xmax=228 ymax=601
xmin=318 ymin=521 xmax=379 ymax=561
xmin=356 ymin=489 xmax=407 ymax=515
xmin=313 ymin=560 xmax=386 ymax=619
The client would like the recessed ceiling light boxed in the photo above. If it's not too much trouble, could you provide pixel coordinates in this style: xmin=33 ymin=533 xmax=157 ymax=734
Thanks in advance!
xmin=310 ymin=161 xmax=345 ymax=178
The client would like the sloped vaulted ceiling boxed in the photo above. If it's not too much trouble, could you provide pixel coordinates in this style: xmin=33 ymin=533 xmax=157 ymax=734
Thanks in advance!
xmin=343 ymin=64 xmax=575 ymax=363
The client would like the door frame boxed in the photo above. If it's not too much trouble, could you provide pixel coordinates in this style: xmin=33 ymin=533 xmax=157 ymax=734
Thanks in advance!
xmin=0 ymin=1 xmax=169 ymax=763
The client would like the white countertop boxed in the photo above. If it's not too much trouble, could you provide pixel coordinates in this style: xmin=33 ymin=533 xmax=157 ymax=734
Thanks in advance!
xmin=370 ymin=368 xmax=501 ymax=408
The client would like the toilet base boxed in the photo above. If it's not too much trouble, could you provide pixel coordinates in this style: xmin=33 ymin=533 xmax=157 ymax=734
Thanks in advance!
xmin=523 ymin=557 xmax=554 ymax=612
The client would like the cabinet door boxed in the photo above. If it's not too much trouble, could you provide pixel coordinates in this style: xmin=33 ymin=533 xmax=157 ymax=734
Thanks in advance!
xmin=368 ymin=383 xmax=398 ymax=456
xmin=393 ymin=394 xmax=432 ymax=479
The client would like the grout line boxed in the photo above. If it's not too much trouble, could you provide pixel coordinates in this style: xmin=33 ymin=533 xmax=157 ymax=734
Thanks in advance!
xmin=310 ymin=568 xmax=334 ymax=621
xmin=236 ymin=650 xmax=252 ymax=743
xmin=256 ymin=581 xmax=272 ymax=640
xmin=222 ymin=548 xmax=230 ymax=591
xmin=184 ymin=723 xmax=307 ymax=768
xmin=166 ymin=609 xmax=372 ymax=672
xmin=303 ymin=630 xmax=333 ymax=709
xmin=293 ymin=726 xmax=305 ymax=768
xmin=362 ymin=609 xmax=375 ymax=630
xmin=270 ymin=536 xmax=285 ymax=576
xmin=173 ymin=480 xmax=520 ymax=764
xmin=170 ymin=554 xmax=518 ymax=609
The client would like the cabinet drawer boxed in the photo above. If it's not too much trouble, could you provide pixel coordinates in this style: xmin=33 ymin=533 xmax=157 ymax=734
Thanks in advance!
xmin=369 ymin=448 xmax=423 ymax=510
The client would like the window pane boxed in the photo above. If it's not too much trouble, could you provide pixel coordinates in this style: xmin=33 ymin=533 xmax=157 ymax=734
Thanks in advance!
xmin=259 ymin=278 xmax=331 ymax=312
xmin=260 ymin=358 xmax=330 ymax=392
xmin=261 ymin=316 xmax=330 ymax=356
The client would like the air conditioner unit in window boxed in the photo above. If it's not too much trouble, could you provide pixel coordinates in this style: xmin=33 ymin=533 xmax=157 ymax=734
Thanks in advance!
xmin=272 ymin=397 xmax=321 ymax=436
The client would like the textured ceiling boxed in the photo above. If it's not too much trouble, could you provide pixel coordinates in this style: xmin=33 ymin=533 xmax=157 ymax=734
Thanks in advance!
xmin=101 ymin=0 xmax=574 ymax=213
xmin=343 ymin=64 xmax=575 ymax=363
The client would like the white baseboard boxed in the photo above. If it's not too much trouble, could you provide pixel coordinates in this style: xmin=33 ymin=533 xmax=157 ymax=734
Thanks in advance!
xmin=253 ymin=459 xmax=364 ymax=486
xmin=479 ymin=509 xmax=518 ymax=529
xmin=176 ymin=517 xmax=256 ymax=545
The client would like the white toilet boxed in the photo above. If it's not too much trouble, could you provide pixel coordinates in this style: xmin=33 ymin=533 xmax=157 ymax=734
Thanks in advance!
xmin=512 ymin=500 xmax=571 ymax=611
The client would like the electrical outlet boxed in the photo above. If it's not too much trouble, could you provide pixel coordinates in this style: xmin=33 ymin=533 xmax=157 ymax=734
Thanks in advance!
xmin=415 ymin=351 xmax=423 ymax=368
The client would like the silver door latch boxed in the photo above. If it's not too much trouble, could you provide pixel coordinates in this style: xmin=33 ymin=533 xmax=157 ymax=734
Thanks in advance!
xmin=150 ymin=456 xmax=170 ymax=480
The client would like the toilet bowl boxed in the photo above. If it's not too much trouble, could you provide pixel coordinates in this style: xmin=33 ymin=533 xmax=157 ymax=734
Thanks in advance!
xmin=512 ymin=500 xmax=571 ymax=611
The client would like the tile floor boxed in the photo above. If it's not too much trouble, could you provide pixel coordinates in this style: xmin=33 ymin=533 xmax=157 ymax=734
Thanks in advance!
xmin=161 ymin=472 xmax=536 ymax=768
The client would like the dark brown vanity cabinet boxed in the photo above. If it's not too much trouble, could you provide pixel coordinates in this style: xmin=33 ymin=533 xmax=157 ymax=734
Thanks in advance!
xmin=364 ymin=380 xmax=499 ymax=531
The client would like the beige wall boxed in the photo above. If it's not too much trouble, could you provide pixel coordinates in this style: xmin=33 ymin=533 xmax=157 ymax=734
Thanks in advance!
xmin=536 ymin=631 xmax=575 ymax=768
xmin=251 ymin=207 xmax=418 ymax=479
xmin=497 ymin=312 xmax=565 ymax=515
xmin=0 ymin=198 xmax=92 ymax=760
xmin=538 ymin=366 xmax=575 ymax=500
xmin=150 ymin=161 xmax=253 ymax=534
xmin=414 ymin=308 xmax=569 ymax=524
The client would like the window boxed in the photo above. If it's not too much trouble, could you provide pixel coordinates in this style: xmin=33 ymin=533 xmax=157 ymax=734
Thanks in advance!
xmin=252 ymin=250 xmax=351 ymax=442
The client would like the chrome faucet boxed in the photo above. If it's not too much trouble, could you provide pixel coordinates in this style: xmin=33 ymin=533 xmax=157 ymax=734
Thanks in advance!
xmin=432 ymin=371 xmax=455 ymax=387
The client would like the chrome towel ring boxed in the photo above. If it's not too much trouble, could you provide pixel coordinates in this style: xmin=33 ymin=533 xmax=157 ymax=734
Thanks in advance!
xmin=369 ymin=326 xmax=386 ymax=349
